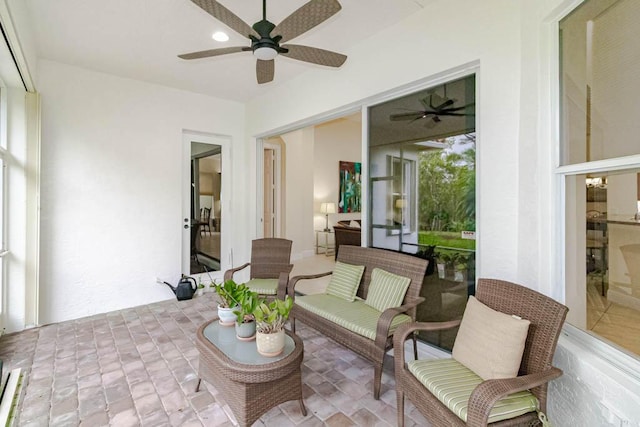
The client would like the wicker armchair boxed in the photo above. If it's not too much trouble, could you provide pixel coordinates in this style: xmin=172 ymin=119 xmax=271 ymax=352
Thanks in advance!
xmin=394 ymin=278 xmax=568 ymax=426
xmin=223 ymin=238 xmax=293 ymax=299
xmin=289 ymin=245 xmax=428 ymax=399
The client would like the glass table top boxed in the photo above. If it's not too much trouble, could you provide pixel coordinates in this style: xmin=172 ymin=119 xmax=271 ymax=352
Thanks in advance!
xmin=202 ymin=320 xmax=295 ymax=365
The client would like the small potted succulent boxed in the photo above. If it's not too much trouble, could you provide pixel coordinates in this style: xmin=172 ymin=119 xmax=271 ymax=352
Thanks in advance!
xmin=253 ymin=296 xmax=293 ymax=356
xmin=207 ymin=281 xmax=217 ymax=293
xmin=215 ymin=280 xmax=247 ymax=326
xmin=196 ymin=281 xmax=205 ymax=297
xmin=233 ymin=290 xmax=261 ymax=341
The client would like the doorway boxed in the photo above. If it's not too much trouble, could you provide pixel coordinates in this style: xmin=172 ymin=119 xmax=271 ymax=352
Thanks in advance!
xmin=182 ymin=131 xmax=230 ymax=277
xmin=262 ymin=139 xmax=283 ymax=238
xmin=191 ymin=144 xmax=221 ymax=274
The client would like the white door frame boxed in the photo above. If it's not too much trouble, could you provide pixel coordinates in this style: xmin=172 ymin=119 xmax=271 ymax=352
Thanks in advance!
xmin=182 ymin=130 xmax=231 ymax=279
xmin=263 ymin=140 xmax=282 ymax=238
xmin=256 ymin=138 xmax=283 ymax=238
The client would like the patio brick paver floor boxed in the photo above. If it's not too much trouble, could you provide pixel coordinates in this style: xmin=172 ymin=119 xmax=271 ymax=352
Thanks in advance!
xmin=0 ymin=293 xmax=430 ymax=426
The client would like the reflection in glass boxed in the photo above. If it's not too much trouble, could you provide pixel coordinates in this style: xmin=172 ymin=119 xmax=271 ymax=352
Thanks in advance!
xmin=368 ymin=75 xmax=476 ymax=350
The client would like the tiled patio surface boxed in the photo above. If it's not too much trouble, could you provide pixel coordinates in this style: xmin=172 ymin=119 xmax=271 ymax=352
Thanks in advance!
xmin=0 ymin=293 xmax=430 ymax=426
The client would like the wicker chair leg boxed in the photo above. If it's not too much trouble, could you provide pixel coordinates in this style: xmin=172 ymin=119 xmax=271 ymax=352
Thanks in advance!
xmin=195 ymin=378 xmax=201 ymax=392
xmin=374 ymin=364 xmax=382 ymax=400
xmin=299 ymin=399 xmax=307 ymax=416
xmin=397 ymin=389 xmax=405 ymax=427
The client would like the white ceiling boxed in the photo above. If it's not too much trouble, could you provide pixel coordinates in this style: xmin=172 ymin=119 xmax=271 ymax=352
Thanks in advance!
xmin=20 ymin=0 xmax=428 ymax=102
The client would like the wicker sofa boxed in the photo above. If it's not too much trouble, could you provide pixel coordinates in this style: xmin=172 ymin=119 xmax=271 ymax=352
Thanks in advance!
xmin=332 ymin=220 xmax=362 ymax=260
xmin=287 ymin=245 xmax=428 ymax=399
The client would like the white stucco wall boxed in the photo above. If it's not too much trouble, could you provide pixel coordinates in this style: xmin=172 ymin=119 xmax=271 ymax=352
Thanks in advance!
xmin=36 ymin=59 xmax=246 ymax=325
xmin=246 ymin=0 xmax=523 ymax=286
xmin=280 ymin=128 xmax=315 ymax=259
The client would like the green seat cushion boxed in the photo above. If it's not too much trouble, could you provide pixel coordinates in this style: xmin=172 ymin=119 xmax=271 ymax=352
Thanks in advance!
xmin=408 ymin=358 xmax=539 ymax=424
xmin=325 ymin=261 xmax=365 ymax=302
xmin=246 ymin=278 xmax=279 ymax=295
xmin=365 ymin=268 xmax=411 ymax=312
xmin=295 ymin=294 xmax=410 ymax=340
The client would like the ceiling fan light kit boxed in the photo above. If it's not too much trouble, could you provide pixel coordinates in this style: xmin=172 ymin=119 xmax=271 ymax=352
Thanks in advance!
xmin=180 ymin=0 xmax=347 ymax=84
xmin=254 ymin=46 xmax=278 ymax=61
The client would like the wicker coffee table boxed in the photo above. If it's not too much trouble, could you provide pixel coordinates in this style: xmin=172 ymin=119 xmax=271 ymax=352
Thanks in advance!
xmin=195 ymin=318 xmax=306 ymax=426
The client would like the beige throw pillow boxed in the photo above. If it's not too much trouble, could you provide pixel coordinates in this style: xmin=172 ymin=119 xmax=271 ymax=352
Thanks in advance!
xmin=452 ymin=296 xmax=531 ymax=380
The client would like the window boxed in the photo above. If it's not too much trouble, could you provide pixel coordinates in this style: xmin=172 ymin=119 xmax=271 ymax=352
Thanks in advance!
xmin=388 ymin=155 xmax=415 ymax=234
xmin=560 ymin=0 xmax=640 ymax=357
xmin=368 ymin=74 xmax=476 ymax=350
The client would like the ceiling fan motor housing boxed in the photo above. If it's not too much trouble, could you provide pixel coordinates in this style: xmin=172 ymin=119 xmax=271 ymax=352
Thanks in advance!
xmin=250 ymin=20 xmax=288 ymax=55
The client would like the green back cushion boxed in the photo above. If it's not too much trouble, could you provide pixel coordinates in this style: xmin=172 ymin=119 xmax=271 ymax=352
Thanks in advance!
xmin=408 ymin=358 xmax=539 ymax=423
xmin=246 ymin=278 xmax=278 ymax=295
xmin=296 ymin=294 xmax=410 ymax=340
xmin=326 ymin=261 xmax=365 ymax=301
xmin=365 ymin=268 xmax=411 ymax=312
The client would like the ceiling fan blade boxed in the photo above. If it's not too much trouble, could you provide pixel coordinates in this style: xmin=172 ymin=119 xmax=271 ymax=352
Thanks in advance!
xmin=256 ymin=59 xmax=275 ymax=84
xmin=178 ymin=46 xmax=248 ymax=60
xmin=280 ymin=44 xmax=346 ymax=67
xmin=440 ymin=103 xmax=476 ymax=113
xmin=437 ymin=112 xmax=476 ymax=117
xmin=190 ymin=0 xmax=256 ymax=38
xmin=390 ymin=112 xmax=427 ymax=122
xmin=274 ymin=0 xmax=342 ymax=43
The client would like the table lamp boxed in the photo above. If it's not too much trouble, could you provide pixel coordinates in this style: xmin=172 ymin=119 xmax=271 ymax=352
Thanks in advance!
xmin=320 ymin=202 xmax=336 ymax=232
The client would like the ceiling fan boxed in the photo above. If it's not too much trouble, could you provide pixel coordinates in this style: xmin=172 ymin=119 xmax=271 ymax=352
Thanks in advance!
xmin=389 ymin=87 xmax=475 ymax=128
xmin=179 ymin=0 xmax=347 ymax=84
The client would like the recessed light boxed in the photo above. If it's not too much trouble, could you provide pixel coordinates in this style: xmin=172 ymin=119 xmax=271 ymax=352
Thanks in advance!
xmin=212 ymin=31 xmax=229 ymax=42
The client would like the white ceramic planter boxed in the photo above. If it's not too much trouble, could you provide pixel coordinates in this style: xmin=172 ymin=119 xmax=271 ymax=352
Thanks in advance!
xmin=235 ymin=321 xmax=256 ymax=341
xmin=256 ymin=330 xmax=285 ymax=357
xmin=217 ymin=305 xmax=238 ymax=326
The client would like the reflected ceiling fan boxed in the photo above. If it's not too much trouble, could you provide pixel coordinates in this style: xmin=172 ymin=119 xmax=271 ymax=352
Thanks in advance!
xmin=389 ymin=87 xmax=475 ymax=128
xmin=179 ymin=0 xmax=347 ymax=84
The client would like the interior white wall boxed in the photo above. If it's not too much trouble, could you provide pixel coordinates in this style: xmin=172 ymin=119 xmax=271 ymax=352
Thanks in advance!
xmin=313 ymin=117 xmax=362 ymax=232
xmin=280 ymin=128 xmax=315 ymax=259
xmin=36 ymin=59 xmax=246 ymax=325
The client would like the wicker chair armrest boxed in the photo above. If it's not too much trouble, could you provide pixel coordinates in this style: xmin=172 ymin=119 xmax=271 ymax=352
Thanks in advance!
xmin=276 ymin=270 xmax=291 ymax=300
xmin=466 ymin=367 xmax=563 ymax=427
xmin=287 ymin=271 xmax=333 ymax=299
xmin=392 ymin=320 xmax=463 ymax=368
xmin=374 ymin=297 xmax=426 ymax=348
xmin=223 ymin=262 xmax=250 ymax=281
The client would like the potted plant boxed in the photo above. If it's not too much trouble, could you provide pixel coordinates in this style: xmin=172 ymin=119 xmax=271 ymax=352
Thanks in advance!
xmin=207 ymin=281 xmax=217 ymax=293
xmin=233 ymin=290 xmax=261 ymax=341
xmin=196 ymin=281 xmax=205 ymax=297
xmin=253 ymin=296 xmax=293 ymax=356
xmin=215 ymin=280 xmax=246 ymax=326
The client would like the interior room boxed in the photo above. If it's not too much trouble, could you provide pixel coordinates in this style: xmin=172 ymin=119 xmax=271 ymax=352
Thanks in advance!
xmin=1 ymin=0 xmax=640 ymax=425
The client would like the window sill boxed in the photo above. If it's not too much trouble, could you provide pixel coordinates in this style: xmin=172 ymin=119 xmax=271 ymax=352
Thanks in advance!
xmin=559 ymin=323 xmax=640 ymax=386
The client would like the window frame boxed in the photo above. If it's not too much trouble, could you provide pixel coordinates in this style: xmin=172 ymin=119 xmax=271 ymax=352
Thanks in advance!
xmin=555 ymin=0 xmax=640 ymax=372
xmin=0 ymin=86 xmax=7 ymax=328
